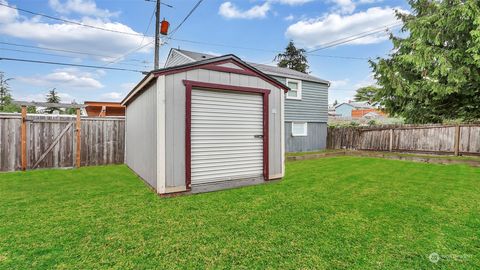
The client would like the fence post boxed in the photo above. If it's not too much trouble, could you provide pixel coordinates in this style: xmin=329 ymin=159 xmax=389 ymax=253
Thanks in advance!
xmin=21 ymin=106 xmax=27 ymax=171
xmin=76 ymin=108 xmax=81 ymax=168
xmin=389 ymin=128 xmax=394 ymax=152
xmin=454 ymin=125 xmax=461 ymax=156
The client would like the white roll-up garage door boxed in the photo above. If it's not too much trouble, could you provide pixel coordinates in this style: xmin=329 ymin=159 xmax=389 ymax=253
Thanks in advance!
xmin=191 ymin=88 xmax=264 ymax=185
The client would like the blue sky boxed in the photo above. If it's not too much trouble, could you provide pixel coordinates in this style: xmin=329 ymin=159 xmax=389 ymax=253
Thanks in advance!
xmin=0 ymin=0 xmax=409 ymax=104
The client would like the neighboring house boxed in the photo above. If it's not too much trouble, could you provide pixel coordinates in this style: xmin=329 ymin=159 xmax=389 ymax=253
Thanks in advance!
xmin=84 ymin=101 xmax=125 ymax=117
xmin=334 ymin=101 xmax=372 ymax=117
xmin=121 ymin=54 xmax=287 ymax=195
xmin=351 ymin=109 xmax=386 ymax=119
xmin=165 ymin=49 xmax=330 ymax=153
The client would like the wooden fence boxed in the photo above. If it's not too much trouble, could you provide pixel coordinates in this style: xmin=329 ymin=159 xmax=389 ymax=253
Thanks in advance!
xmin=0 ymin=113 xmax=125 ymax=172
xmin=327 ymin=124 xmax=480 ymax=156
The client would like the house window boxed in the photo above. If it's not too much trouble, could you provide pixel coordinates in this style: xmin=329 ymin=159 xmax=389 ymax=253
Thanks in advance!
xmin=292 ymin=122 xmax=307 ymax=136
xmin=286 ymin=79 xmax=302 ymax=100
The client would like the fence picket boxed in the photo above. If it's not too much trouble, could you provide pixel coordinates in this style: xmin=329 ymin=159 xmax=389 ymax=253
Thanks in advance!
xmin=0 ymin=113 xmax=125 ymax=171
xmin=327 ymin=124 xmax=480 ymax=156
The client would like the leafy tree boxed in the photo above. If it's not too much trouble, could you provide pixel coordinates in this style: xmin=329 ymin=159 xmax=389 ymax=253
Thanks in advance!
xmin=45 ymin=88 xmax=61 ymax=114
xmin=0 ymin=72 xmax=20 ymax=112
xmin=26 ymin=105 xmax=37 ymax=113
xmin=65 ymin=100 xmax=78 ymax=115
xmin=354 ymin=86 xmax=380 ymax=103
xmin=275 ymin=41 xmax=309 ymax=73
xmin=371 ymin=0 xmax=480 ymax=124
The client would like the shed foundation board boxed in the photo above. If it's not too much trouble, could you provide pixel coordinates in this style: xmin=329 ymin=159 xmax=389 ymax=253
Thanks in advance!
xmin=190 ymin=177 xmax=265 ymax=194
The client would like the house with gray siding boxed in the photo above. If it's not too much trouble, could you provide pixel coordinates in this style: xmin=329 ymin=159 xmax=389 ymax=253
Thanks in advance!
xmin=165 ymin=49 xmax=330 ymax=152
xmin=334 ymin=101 xmax=372 ymax=117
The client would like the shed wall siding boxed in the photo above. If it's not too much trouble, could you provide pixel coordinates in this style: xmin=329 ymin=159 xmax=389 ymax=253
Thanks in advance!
xmin=285 ymin=122 xmax=327 ymax=152
xmin=275 ymin=76 xmax=328 ymax=123
xmin=165 ymin=69 xmax=283 ymax=188
xmin=125 ymin=82 xmax=157 ymax=188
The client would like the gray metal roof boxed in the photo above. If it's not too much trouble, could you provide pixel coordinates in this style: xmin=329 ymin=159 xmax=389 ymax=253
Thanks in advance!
xmin=174 ymin=49 xmax=330 ymax=85
xmin=335 ymin=101 xmax=373 ymax=109
xmin=122 ymin=54 xmax=290 ymax=105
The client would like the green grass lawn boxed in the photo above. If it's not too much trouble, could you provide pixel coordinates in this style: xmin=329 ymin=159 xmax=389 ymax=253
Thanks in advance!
xmin=1 ymin=157 xmax=479 ymax=269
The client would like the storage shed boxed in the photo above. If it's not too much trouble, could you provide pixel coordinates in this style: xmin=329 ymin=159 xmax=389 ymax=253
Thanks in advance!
xmin=121 ymin=55 xmax=288 ymax=194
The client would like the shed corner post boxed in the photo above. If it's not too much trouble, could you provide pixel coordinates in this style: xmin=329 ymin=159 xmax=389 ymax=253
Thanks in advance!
xmin=156 ymin=75 xmax=167 ymax=194
xmin=21 ymin=105 xmax=27 ymax=171
xmin=76 ymin=108 xmax=81 ymax=168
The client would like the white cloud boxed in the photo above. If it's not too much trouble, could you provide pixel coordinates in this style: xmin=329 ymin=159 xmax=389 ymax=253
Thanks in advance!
xmin=16 ymin=92 xmax=75 ymax=103
xmin=18 ymin=68 xmax=104 ymax=89
xmin=119 ymin=82 xmax=136 ymax=91
xmin=219 ymin=2 xmax=270 ymax=19
xmin=49 ymin=0 xmax=119 ymax=18
xmin=0 ymin=1 xmax=152 ymax=62
xmin=284 ymin=14 xmax=294 ymax=21
xmin=358 ymin=0 xmax=383 ymax=4
xmin=353 ymin=73 xmax=377 ymax=88
xmin=101 ymin=91 xmax=123 ymax=101
xmin=0 ymin=0 xmax=17 ymax=23
xmin=285 ymin=7 xmax=404 ymax=48
xmin=330 ymin=79 xmax=350 ymax=89
xmin=330 ymin=0 xmax=356 ymax=14
xmin=271 ymin=0 xmax=314 ymax=5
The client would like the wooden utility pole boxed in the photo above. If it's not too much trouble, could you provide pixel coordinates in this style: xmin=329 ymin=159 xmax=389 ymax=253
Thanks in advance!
xmin=154 ymin=0 xmax=161 ymax=70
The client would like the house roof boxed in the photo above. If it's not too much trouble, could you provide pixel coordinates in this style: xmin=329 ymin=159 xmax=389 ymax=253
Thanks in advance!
xmin=84 ymin=101 xmax=124 ymax=107
xmin=335 ymin=101 xmax=373 ymax=109
xmin=171 ymin=49 xmax=330 ymax=85
xmin=121 ymin=54 xmax=290 ymax=105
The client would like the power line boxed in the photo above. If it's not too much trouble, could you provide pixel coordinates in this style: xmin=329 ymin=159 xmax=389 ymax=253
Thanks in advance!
xmin=167 ymin=0 xmax=204 ymax=39
xmin=112 ymin=0 xmax=205 ymax=68
xmin=145 ymin=0 xmax=174 ymax=8
xmin=0 ymin=48 xmax=150 ymax=68
xmin=107 ymin=3 xmax=157 ymax=67
xmin=104 ymin=40 xmax=154 ymax=67
xmin=0 ymin=57 xmax=146 ymax=73
xmin=307 ymin=23 xmax=401 ymax=53
xmin=168 ymin=37 xmax=371 ymax=60
xmin=0 ymin=2 xmax=152 ymax=38
xmin=0 ymin=41 xmax=150 ymax=64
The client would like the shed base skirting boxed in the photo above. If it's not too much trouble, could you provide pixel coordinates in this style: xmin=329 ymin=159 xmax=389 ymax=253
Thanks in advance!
xmin=190 ymin=177 xmax=265 ymax=194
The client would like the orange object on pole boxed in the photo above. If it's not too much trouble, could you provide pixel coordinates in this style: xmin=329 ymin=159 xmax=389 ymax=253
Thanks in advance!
xmin=160 ymin=19 xmax=169 ymax=35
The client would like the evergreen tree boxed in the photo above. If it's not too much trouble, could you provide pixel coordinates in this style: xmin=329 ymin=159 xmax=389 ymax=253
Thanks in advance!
xmin=275 ymin=41 xmax=309 ymax=73
xmin=45 ymin=88 xmax=61 ymax=114
xmin=0 ymin=72 xmax=20 ymax=112
xmin=371 ymin=0 xmax=480 ymax=123
xmin=354 ymin=86 xmax=380 ymax=103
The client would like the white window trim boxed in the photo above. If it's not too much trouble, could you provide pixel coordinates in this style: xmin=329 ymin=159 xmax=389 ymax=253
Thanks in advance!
xmin=291 ymin=122 xmax=308 ymax=137
xmin=286 ymin=78 xmax=302 ymax=100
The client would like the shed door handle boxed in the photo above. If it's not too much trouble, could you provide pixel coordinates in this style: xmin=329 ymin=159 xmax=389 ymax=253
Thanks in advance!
xmin=254 ymin=135 xmax=263 ymax=138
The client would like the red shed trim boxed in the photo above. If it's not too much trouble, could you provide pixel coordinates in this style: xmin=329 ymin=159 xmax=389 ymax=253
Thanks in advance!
xmin=183 ymin=80 xmax=270 ymax=189
xmin=155 ymin=58 xmax=289 ymax=93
